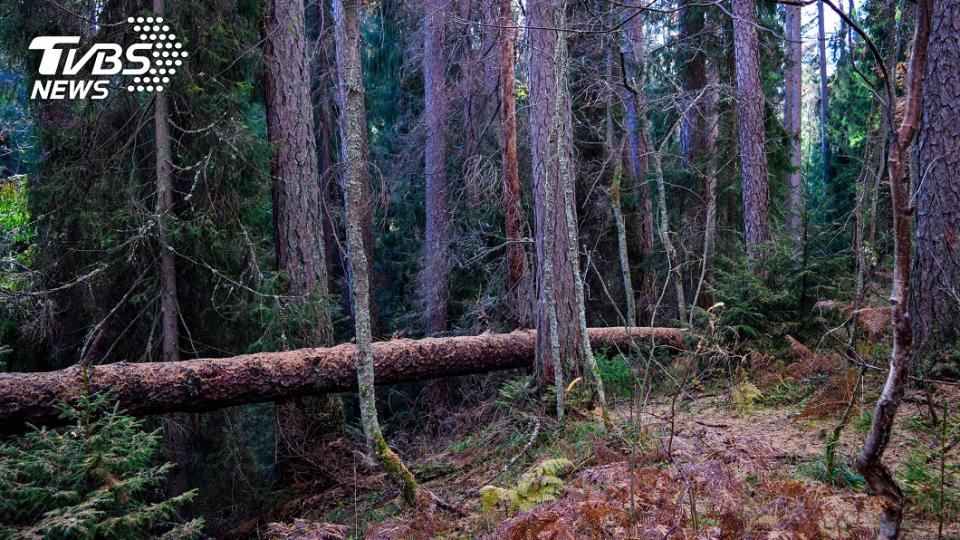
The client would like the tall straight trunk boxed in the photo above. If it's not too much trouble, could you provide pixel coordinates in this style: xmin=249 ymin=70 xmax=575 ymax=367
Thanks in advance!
xmin=690 ymin=63 xmax=720 ymax=319
xmin=678 ymin=0 xmax=707 ymax=169
xmin=855 ymin=0 xmax=933 ymax=536
xmin=910 ymin=0 xmax=960 ymax=375
xmin=153 ymin=0 xmax=188 ymax=498
xmin=153 ymin=2 xmax=178 ymax=364
xmin=265 ymin=0 xmax=330 ymax=341
xmin=529 ymin=0 xmax=579 ymax=385
xmin=620 ymin=14 xmax=656 ymax=316
xmin=817 ymin=0 xmax=830 ymax=184
xmin=423 ymin=0 xmax=449 ymax=334
xmin=500 ymin=0 xmax=526 ymax=326
xmin=784 ymin=4 xmax=804 ymax=257
xmin=555 ymin=19 xmax=606 ymax=424
xmin=333 ymin=0 xmax=418 ymax=506
xmin=731 ymin=0 xmax=772 ymax=262
xmin=605 ymin=43 xmax=635 ymax=328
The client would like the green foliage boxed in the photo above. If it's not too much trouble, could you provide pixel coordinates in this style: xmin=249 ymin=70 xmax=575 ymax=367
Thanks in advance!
xmin=730 ymin=382 xmax=762 ymax=413
xmin=596 ymin=352 xmax=638 ymax=399
xmin=758 ymin=379 xmax=816 ymax=408
xmin=0 ymin=393 xmax=203 ymax=538
xmin=898 ymin=410 xmax=960 ymax=525
xmin=479 ymin=458 xmax=574 ymax=515
xmin=795 ymin=456 xmax=866 ymax=489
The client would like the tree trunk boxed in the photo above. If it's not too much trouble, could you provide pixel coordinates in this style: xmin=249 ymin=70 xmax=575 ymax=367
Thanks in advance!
xmin=0 ymin=327 xmax=682 ymax=430
xmin=690 ymin=62 xmax=720 ymax=319
xmin=855 ymin=0 xmax=933 ymax=536
xmin=678 ymin=0 xmax=708 ymax=170
xmin=423 ymin=0 xmax=449 ymax=335
xmin=818 ymin=0 xmax=831 ymax=185
xmin=910 ymin=0 xmax=960 ymax=376
xmin=785 ymin=3 xmax=804 ymax=257
xmin=529 ymin=0 xmax=579 ymax=385
xmin=265 ymin=0 xmax=330 ymax=342
xmin=152 ymin=0 xmax=189 ymax=498
xmin=500 ymin=0 xmax=527 ymax=327
xmin=620 ymin=14 xmax=656 ymax=318
xmin=731 ymin=0 xmax=772 ymax=262
xmin=333 ymin=0 xmax=418 ymax=505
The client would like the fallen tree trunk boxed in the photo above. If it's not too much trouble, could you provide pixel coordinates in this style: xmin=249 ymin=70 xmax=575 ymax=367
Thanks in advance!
xmin=0 ymin=327 xmax=682 ymax=429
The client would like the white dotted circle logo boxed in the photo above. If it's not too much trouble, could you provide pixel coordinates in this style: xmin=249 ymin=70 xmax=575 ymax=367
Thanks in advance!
xmin=124 ymin=16 xmax=187 ymax=94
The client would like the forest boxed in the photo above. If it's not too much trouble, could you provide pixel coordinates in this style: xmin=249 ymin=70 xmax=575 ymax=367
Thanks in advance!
xmin=0 ymin=0 xmax=958 ymax=537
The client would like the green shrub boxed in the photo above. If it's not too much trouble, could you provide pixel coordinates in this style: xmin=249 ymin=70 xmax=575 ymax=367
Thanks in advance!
xmin=0 ymin=392 xmax=204 ymax=539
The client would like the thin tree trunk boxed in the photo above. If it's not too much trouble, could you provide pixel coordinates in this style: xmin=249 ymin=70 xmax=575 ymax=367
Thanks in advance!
xmin=818 ymin=0 xmax=830 ymax=184
xmin=605 ymin=42 xmax=636 ymax=329
xmin=423 ymin=0 xmax=449 ymax=335
xmin=333 ymin=0 xmax=418 ymax=506
xmin=620 ymin=14 xmax=656 ymax=317
xmin=652 ymin=142 xmax=686 ymax=324
xmin=152 ymin=0 xmax=188 ymax=498
xmin=610 ymin=144 xmax=636 ymax=328
xmin=855 ymin=0 xmax=933 ymax=536
xmin=785 ymin=3 xmax=804 ymax=257
xmin=731 ymin=0 xmax=772 ymax=262
xmin=689 ymin=63 xmax=720 ymax=321
xmin=910 ymin=0 xmax=960 ymax=374
xmin=500 ymin=0 xmax=526 ymax=327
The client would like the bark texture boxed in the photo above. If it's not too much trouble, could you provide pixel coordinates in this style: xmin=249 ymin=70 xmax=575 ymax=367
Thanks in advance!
xmin=500 ymin=0 xmax=526 ymax=325
xmin=731 ymin=0 xmax=772 ymax=261
xmin=265 ymin=0 xmax=330 ymax=339
xmin=678 ymin=1 xmax=708 ymax=169
xmin=529 ymin=0 xmax=579 ymax=383
xmin=817 ymin=0 xmax=830 ymax=185
xmin=911 ymin=0 xmax=960 ymax=372
xmin=0 ymin=327 xmax=683 ymax=429
xmin=423 ymin=0 xmax=450 ymax=334
xmin=784 ymin=4 xmax=804 ymax=256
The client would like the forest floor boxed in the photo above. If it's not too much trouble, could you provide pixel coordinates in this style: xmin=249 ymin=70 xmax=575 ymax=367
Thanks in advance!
xmin=257 ymin=364 xmax=960 ymax=540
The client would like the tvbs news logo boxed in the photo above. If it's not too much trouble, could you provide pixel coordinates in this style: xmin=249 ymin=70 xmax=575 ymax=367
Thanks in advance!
xmin=29 ymin=16 xmax=188 ymax=100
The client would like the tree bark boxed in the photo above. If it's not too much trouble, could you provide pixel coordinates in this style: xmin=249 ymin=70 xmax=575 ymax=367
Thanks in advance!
xmin=731 ymin=0 xmax=772 ymax=262
xmin=818 ymin=0 xmax=831 ymax=185
xmin=265 ymin=0 xmax=330 ymax=341
xmin=152 ymin=0 xmax=189 ymax=498
xmin=529 ymin=0 xmax=580 ymax=385
xmin=855 ymin=0 xmax=934 ymax=536
xmin=423 ymin=0 xmax=449 ymax=335
xmin=910 ymin=0 xmax=960 ymax=374
xmin=0 ymin=327 xmax=682 ymax=430
xmin=500 ymin=0 xmax=526 ymax=327
xmin=785 ymin=3 xmax=804 ymax=257
xmin=678 ymin=0 xmax=708 ymax=170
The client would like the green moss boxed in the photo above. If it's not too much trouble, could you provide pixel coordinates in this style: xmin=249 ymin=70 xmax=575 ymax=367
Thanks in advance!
xmin=373 ymin=432 xmax=418 ymax=507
